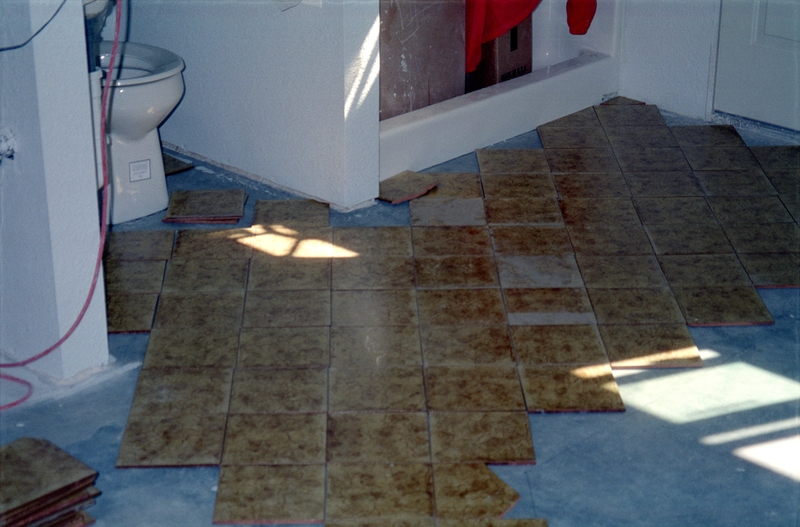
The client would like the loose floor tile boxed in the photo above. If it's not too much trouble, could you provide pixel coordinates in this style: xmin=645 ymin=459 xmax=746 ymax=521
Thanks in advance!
xmin=154 ymin=291 xmax=245 ymax=330
xmin=749 ymin=145 xmax=800 ymax=173
xmin=243 ymin=289 xmax=330 ymax=327
xmin=248 ymin=255 xmax=330 ymax=290
xmin=329 ymin=367 xmax=426 ymax=412
xmin=567 ymin=223 xmax=653 ymax=255
xmin=644 ymin=223 xmax=733 ymax=255
xmin=766 ymin=170 xmax=800 ymax=195
xmin=162 ymin=258 xmax=248 ymax=293
xmin=330 ymin=326 xmax=422 ymax=367
xmin=496 ymin=254 xmax=583 ymax=288
xmin=484 ymin=198 xmax=562 ymax=224
xmin=411 ymin=226 xmax=493 ymax=256
xmin=476 ymin=149 xmax=550 ymax=173
xmin=510 ymin=325 xmax=608 ymax=365
xmin=213 ymin=465 xmax=325 ymax=524
xmin=658 ymin=254 xmax=751 ymax=287
xmin=162 ymin=152 xmax=193 ymax=175
xmin=222 ymin=413 xmax=326 ymax=465
xmin=104 ymin=260 xmax=166 ymax=294
xmin=326 ymin=412 xmax=430 ymax=463
xmin=252 ymin=199 xmax=330 ymax=228
xmin=780 ymin=192 xmax=800 ymax=222
xmin=326 ymin=521 xmax=435 ymax=527
xmin=681 ymin=147 xmax=761 ymax=171
xmin=604 ymin=126 xmax=678 ymax=149
xmin=594 ymin=104 xmax=666 ymax=127
xmin=105 ymin=293 xmax=159 ymax=333
xmin=144 ymin=326 xmax=239 ymax=369
xmin=237 ymin=327 xmax=329 ymax=368
xmin=116 ymin=413 xmax=226 ymax=467
xmin=693 ymin=169 xmax=776 ymax=196
xmin=229 ymin=368 xmax=328 ymax=414
xmin=325 ymin=463 xmax=435 ymax=520
xmin=438 ymin=521 xmax=548 ymax=527
xmin=539 ymin=106 xmax=600 ymax=128
xmin=417 ymin=289 xmax=506 ymax=326
xmin=672 ymin=286 xmax=775 ymax=326
xmin=332 ymin=289 xmax=418 ymax=326
xmin=723 ymin=222 xmax=800 ymax=253
xmin=559 ymin=198 xmax=639 ymax=225
xmin=127 ymin=367 xmax=233 ymax=418
xmin=600 ymin=96 xmax=646 ymax=106
xmin=424 ymin=365 xmax=526 ymax=411
xmin=163 ymin=189 xmax=246 ymax=224
xmin=429 ymin=411 xmax=534 ymax=463
xmin=480 ymin=174 xmax=557 ymax=200
xmin=669 ymin=125 xmax=746 ymax=148
xmin=623 ymin=170 xmax=704 ymax=197
xmin=378 ymin=170 xmax=438 ymax=204
xmin=171 ymin=228 xmax=254 ymax=260
xmin=598 ymin=324 xmax=702 ymax=368
xmin=417 ymin=172 xmax=483 ymax=199
xmin=490 ymin=225 xmax=572 ymax=255
xmin=633 ymin=197 xmax=717 ymax=225
xmin=104 ymin=230 xmax=174 ymax=261
xmin=545 ymin=148 xmax=620 ymax=173
xmin=737 ymin=252 xmax=800 ymax=287
xmin=432 ymin=463 xmax=520 ymax=519
xmin=706 ymin=196 xmax=794 ymax=224
xmin=553 ymin=173 xmax=630 ymax=198
xmin=587 ymin=288 xmax=684 ymax=325
xmin=333 ymin=227 xmax=413 ymax=257
xmin=519 ymin=364 xmax=625 ymax=412
xmin=538 ymin=127 xmax=611 ymax=149
xmin=503 ymin=288 xmax=595 ymax=325
xmin=332 ymin=256 xmax=415 ymax=290
xmin=420 ymin=326 xmax=514 ymax=365
xmin=576 ymin=254 xmax=667 ymax=288
xmin=409 ymin=198 xmax=487 ymax=226
xmin=614 ymin=147 xmax=691 ymax=172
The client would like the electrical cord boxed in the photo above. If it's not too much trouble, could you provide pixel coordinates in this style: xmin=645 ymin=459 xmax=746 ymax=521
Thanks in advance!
xmin=0 ymin=0 xmax=69 ymax=53
xmin=0 ymin=0 xmax=122 ymax=411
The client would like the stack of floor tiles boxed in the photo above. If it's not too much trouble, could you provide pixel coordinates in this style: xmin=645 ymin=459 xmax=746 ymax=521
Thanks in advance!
xmin=0 ymin=438 xmax=99 ymax=527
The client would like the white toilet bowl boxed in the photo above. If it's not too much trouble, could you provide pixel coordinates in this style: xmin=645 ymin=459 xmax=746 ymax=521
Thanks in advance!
xmin=99 ymin=41 xmax=185 ymax=224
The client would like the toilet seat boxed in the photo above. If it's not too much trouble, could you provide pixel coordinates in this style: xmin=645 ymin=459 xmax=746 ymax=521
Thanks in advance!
xmin=98 ymin=41 xmax=184 ymax=87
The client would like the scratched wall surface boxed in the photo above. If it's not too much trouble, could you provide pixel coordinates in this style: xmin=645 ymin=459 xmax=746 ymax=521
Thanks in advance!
xmin=379 ymin=0 xmax=466 ymax=121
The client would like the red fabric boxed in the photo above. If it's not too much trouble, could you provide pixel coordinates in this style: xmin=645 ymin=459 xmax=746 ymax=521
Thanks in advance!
xmin=466 ymin=0 xmax=543 ymax=73
xmin=566 ymin=0 xmax=597 ymax=35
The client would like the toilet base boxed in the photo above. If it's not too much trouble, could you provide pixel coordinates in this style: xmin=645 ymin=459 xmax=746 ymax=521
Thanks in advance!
xmin=107 ymin=129 xmax=169 ymax=224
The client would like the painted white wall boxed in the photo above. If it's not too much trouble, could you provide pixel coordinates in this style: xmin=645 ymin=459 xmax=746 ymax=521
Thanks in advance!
xmin=619 ymin=0 xmax=722 ymax=119
xmin=124 ymin=0 xmax=379 ymax=209
xmin=0 ymin=0 xmax=108 ymax=380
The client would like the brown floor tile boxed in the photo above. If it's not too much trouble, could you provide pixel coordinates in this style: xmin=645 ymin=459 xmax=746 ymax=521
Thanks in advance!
xmin=706 ymin=196 xmax=794 ymax=224
xmin=163 ymin=189 xmax=246 ymax=223
xmin=243 ymin=289 xmax=330 ymax=327
xmin=623 ymin=170 xmax=704 ymax=197
xmin=490 ymin=225 xmax=572 ymax=255
xmin=560 ymin=198 xmax=639 ymax=225
xmin=693 ymin=169 xmax=777 ymax=196
xmin=327 ymin=521 xmax=436 ymax=527
xmin=540 ymin=106 xmax=601 ymax=128
xmin=601 ymin=96 xmax=646 ymax=106
xmin=594 ymin=104 xmax=666 ymax=127
xmin=248 ymin=226 xmax=338 ymax=259
xmin=330 ymin=326 xmax=422 ymax=367
xmin=424 ymin=365 xmax=525 ymax=411
xmin=415 ymin=256 xmax=498 ymax=288
xmin=767 ymin=171 xmax=800 ymax=195
xmin=214 ymin=465 xmax=325 ymax=524
xmin=438 ymin=521 xmax=548 ymax=527
xmin=511 ymin=325 xmax=608 ymax=366
xmin=682 ymin=147 xmax=761 ymax=171
xmin=105 ymin=293 xmax=159 ymax=333
xmin=780 ymin=193 xmax=800 ymax=222
xmin=480 ymin=174 xmax=557 ymax=199
xmin=153 ymin=291 xmax=245 ymax=330
xmin=576 ymin=254 xmax=667 ymax=288
xmin=417 ymin=172 xmax=483 ymax=199
xmin=519 ymin=364 xmax=625 ymax=412
xmin=237 ymin=327 xmax=329 ymax=368
xmin=411 ymin=226 xmax=493 ymax=256
xmin=538 ymin=126 xmax=611 ymax=149
xmin=614 ymin=148 xmax=691 ymax=172
xmin=104 ymin=260 xmax=166 ymax=294
xmin=588 ymin=288 xmax=684 ymax=325
xmin=476 ymin=149 xmax=550 ymax=173
xmin=332 ymin=256 xmax=415 ymax=290
xmin=329 ymin=367 xmax=426 ymax=412
xmin=658 ymin=254 xmax=751 ymax=287
xmin=326 ymin=463 xmax=434 ymax=521
xmin=605 ymin=126 xmax=678 ymax=149
xmin=750 ymin=145 xmax=800 ymax=173
xmin=104 ymin=230 xmax=174 ymax=261
xmin=738 ymin=252 xmax=800 ymax=287
xmin=144 ymin=326 xmax=239 ymax=369
xmin=484 ymin=197 xmax=562 ymax=224
xmin=410 ymin=198 xmax=487 ymax=226
xmin=554 ymin=173 xmax=630 ymax=198
xmin=429 ymin=411 xmax=534 ymax=463
xmin=417 ymin=289 xmax=506 ymax=326
xmin=248 ymin=255 xmax=330 ymax=290
xmin=333 ymin=227 xmax=413 ymax=257
xmin=545 ymin=148 xmax=620 ymax=173
xmin=222 ymin=413 xmax=326 ymax=465
xmin=670 ymin=125 xmax=745 ymax=148
xmin=723 ymin=222 xmax=800 ymax=253
xmin=229 ymin=368 xmax=328 ymax=414
xmin=645 ymin=223 xmax=733 ymax=255
xmin=332 ymin=290 xmax=418 ymax=326
xmin=598 ymin=324 xmax=702 ymax=368
xmin=633 ymin=197 xmax=717 ymax=225
xmin=326 ymin=412 xmax=430 ymax=463
xmin=567 ymin=223 xmax=653 ymax=255
xmin=379 ymin=171 xmax=437 ymax=204
xmin=432 ymin=463 xmax=519 ymax=519
xmin=504 ymin=288 xmax=595 ymax=325
xmin=171 ymin=228 xmax=253 ymax=260
xmin=496 ymin=254 xmax=583 ymax=288
xmin=162 ymin=258 xmax=247 ymax=293
xmin=672 ymin=285 xmax=774 ymax=326
xmin=252 ymin=199 xmax=329 ymax=228
xmin=127 ymin=367 xmax=232 ymax=418
xmin=117 ymin=413 xmax=226 ymax=467
xmin=421 ymin=326 xmax=514 ymax=365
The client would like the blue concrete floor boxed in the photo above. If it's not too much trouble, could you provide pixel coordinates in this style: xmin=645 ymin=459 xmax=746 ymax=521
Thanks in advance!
xmin=1 ymin=111 xmax=799 ymax=527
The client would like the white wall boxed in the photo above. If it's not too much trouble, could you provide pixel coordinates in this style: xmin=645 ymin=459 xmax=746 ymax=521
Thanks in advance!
xmin=0 ymin=0 xmax=108 ymax=380
xmin=125 ymin=0 xmax=379 ymax=210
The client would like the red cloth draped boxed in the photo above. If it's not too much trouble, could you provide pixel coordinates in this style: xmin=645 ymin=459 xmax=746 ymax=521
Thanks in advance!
xmin=567 ymin=0 xmax=597 ymax=35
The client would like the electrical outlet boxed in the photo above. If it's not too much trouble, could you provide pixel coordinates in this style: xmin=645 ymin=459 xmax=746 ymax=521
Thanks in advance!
xmin=0 ymin=129 xmax=16 ymax=162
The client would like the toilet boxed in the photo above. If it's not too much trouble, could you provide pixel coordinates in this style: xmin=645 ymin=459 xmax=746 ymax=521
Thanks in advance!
xmin=98 ymin=41 xmax=185 ymax=224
